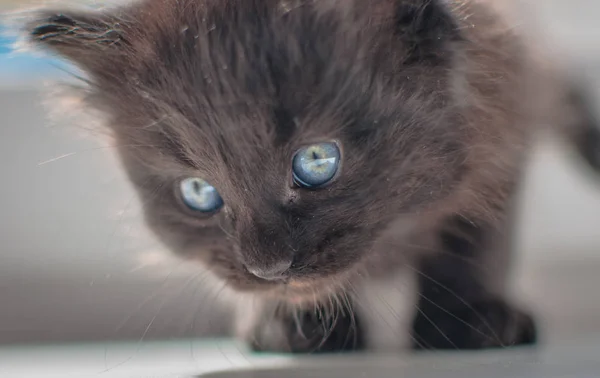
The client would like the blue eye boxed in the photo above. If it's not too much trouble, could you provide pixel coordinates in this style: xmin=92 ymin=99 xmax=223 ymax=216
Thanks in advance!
xmin=179 ymin=177 xmax=224 ymax=213
xmin=292 ymin=142 xmax=341 ymax=188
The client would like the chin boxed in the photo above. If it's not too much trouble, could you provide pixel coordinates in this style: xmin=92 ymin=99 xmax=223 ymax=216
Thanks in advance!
xmin=281 ymin=276 xmax=352 ymax=306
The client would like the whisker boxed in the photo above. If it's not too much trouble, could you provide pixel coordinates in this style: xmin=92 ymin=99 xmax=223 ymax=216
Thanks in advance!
xmin=380 ymin=273 xmax=442 ymax=351
xmin=292 ymin=309 xmax=307 ymax=340
xmin=140 ymin=114 xmax=172 ymax=130
xmin=116 ymin=183 xmax=165 ymax=252
xmin=102 ymin=177 xmax=154 ymax=262
xmin=331 ymin=291 xmax=350 ymax=349
xmin=341 ymin=279 xmax=360 ymax=348
xmin=314 ymin=300 xmax=334 ymax=352
xmin=37 ymin=152 xmax=77 ymax=166
xmin=190 ymin=270 xmax=225 ymax=362
xmin=416 ymin=291 xmax=499 ymax=344
xmin=341 ymin=287 xmax=359 ymax=350
xmin=160 ymin=270 xmax=210 ymax=336
xmin=378 ymin=239 xmax=490 ymax=273
xmin=203 ymin=281 xmax=238 ymax=368
xmin=112 ymin=261 xmax=185 ymax=333
xmin=101 ymin=272 xmax=199 ymax=373
xmin=409 ymin=329 xmax=435 ymax=351
xmin=350 ymin=266 xmax=432 ymax=351
xmin=216 ymin=217 xmax=236 ymax=240
xmin=403 ymin=263 xmax=504 ymax=347
xmin=374 ymin=291 xmax=430 ymax=351
xmin=36 ymin=144 xmax=158 ymax=167
xmin=413 ymin=304 xmax=459 ymax=350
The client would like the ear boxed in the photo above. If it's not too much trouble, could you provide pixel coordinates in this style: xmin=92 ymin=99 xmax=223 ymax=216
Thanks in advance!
xmin=394 ymin=0 xmax=460 ymax=64
xmin=25 ymin=9 xmax=130 ymax=73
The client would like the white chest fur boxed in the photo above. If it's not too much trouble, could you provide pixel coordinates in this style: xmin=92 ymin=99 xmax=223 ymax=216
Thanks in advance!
xmin=354 ymin=268 xmax=419 ymax=351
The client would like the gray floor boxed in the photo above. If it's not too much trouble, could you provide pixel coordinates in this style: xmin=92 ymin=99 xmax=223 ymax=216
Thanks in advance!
xmin=0 ymin=0 xmax=599 ymax=348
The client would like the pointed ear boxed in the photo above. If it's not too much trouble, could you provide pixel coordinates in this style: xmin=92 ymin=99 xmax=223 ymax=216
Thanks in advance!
xmin=394 ymin=0 xmax=460 ymax=64
xmin=25 ymin=9 xmax=130 ymax=73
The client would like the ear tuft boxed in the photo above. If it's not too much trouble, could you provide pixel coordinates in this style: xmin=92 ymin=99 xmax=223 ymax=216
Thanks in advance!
xmin=25 ymin=9 xmax=129 ymax=72
xmin=31 ymin=14 xmax=78 ymax=40
xmin=28 ymin=11 xmax=126 ymax=46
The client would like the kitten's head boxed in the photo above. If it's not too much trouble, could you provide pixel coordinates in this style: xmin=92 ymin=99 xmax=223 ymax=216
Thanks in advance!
xmin=25 ymin=0 xmax=467 ymax=299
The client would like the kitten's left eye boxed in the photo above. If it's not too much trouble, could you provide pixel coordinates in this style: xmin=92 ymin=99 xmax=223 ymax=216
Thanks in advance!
xmin=292 ymin=142 xmax=341 ymax=188
xmin=179 ymin=177 xmax=224 ymax=213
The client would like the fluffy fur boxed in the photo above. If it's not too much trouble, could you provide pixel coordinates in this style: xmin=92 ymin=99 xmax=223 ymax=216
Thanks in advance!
xmin=20 ymin=0 xmax=596 ymax=353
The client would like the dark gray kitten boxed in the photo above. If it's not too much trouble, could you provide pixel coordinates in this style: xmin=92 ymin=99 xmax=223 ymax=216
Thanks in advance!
xmin=21 ymin=0 xmax=599 ymax=353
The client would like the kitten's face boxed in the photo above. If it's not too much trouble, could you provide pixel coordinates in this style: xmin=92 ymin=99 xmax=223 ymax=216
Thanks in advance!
xmin=26 ymin=0 xmax=465 ymax=299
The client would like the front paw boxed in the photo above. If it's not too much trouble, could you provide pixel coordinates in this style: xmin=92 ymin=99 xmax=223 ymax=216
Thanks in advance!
xmin=248 ymin=308 xmax=364 ymax=354
xmin=412 ymin=297 xmax=537 ymax=350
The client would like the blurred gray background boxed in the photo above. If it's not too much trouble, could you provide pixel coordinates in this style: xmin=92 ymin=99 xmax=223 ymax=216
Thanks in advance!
xmin=0 ymin=0 xmax=599 ymax=347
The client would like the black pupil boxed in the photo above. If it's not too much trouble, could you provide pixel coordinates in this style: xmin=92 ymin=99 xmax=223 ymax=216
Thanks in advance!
xmin=193 ymin=181 xmax=201 ymax=193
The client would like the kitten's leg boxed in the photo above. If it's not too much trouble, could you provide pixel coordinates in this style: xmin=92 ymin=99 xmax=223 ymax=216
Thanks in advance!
xmin=236 ymin=298 xmax=365 ymax=354
xmin=353 ymin=270 xmax=420 ymax=351
xmin=411 ymin=216 xmax=537 ymax=350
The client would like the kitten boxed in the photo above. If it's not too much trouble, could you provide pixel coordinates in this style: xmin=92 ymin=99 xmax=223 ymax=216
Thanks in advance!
xmin=20 ymin=0 xmax=598 ymax=353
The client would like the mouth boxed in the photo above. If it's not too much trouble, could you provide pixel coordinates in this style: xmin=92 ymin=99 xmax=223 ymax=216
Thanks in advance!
xmin=240 ymin=272 xmax=315 ymax=292
xmin=225 ymin=269 xmax=344 ymax=305
xmin=268 ymin=277 xmax=329 ymax=297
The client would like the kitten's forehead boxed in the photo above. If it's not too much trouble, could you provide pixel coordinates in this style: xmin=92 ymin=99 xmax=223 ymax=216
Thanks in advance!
xmin=152 ymin=105 xmax=344 ymax=185
xmin=27 ymin=0 xmax=461 ymax=195
xmin=119 ymin=0 xmax=387 ymax=172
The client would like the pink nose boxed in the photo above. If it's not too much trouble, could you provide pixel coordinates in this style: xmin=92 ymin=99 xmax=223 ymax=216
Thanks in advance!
xmin=247 ymin=261 xmax=291 ymax=281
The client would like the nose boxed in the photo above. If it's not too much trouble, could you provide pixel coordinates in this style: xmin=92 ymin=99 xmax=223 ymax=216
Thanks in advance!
xmin=247 ymin=260 xmax=292 ymax=281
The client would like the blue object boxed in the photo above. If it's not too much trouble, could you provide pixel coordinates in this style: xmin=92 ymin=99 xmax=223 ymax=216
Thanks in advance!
xmin=292 ymin=142 xmax=341 ymax=188
xmin=180 ymin=177 xmax=225 ymax=213
xmin=0 ymin=24 xmax=68 ymax=83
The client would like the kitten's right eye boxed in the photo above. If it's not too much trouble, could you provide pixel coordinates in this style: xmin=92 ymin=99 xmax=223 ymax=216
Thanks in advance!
xmin=292 ymin=142 xmax=341 ymax=188
xmin=179 ymin=177 xmax=224 ymax=213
